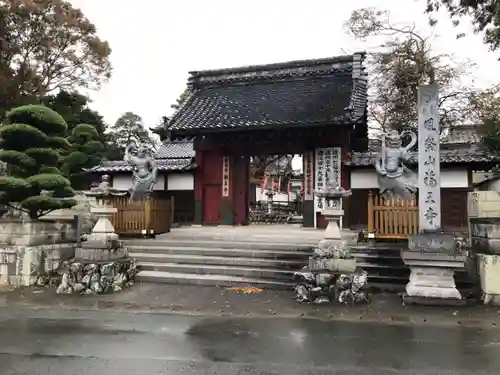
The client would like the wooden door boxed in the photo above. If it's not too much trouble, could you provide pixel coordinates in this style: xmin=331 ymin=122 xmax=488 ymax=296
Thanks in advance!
xmin=203 ymin=185 xmax=221 ymax=224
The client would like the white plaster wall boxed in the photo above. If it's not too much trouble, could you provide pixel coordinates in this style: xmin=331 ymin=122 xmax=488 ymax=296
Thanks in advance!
xmin=112 ymin=173 xmax=165 ymax=191
xmin=167 ymin=173 xmax=194 ymax=191
xmin=350 ymin=168 xmax=469 ymax=189
xmin=256 ymin=187 xmax=297 ymax=203
xmin=477 ymin=178 xmax=500 ymax=192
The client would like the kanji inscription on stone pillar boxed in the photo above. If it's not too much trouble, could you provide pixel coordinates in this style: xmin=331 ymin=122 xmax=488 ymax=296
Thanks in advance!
xmin=417 ymin=84 xmax=441 ymax=231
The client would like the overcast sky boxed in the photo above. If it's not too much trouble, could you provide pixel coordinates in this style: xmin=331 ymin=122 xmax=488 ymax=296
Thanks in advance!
xmin=69 ymin=0 xmax=499 ymax=129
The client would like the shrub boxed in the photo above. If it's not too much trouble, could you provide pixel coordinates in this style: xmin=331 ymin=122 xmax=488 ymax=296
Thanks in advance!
xmin=46 ymin=136 xmax=71 ymax=149
xmin=6 ymin=105 xmax=67 ymax=135
xmin=0 ymin=105 xmax=75 ymax=219
xmin=62 ymin=123 xmax=104 ymax=189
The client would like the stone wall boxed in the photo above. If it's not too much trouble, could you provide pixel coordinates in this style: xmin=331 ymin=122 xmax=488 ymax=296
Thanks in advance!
xmin=0 ymin=194 xmax=99 ymax=288
xmin=0 ymin=220 xmax=77 ymax=287
xmin=0 ymin=220 xmax=77 ymax=246
xmin=40 ymin=192 xmax=97 ymax=237
xmin=469 ymin=191 xmax=500 ymax=255
xmin=0 ymin=243 xmax=75 ymax=287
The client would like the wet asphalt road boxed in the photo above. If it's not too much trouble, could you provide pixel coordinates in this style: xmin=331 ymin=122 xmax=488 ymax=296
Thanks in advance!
xmin=0 ymin=307 xmax=499 ymax=375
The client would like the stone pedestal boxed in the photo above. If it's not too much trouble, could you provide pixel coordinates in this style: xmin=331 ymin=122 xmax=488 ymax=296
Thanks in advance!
xmin=321 ymin=208 xmax=343 ymax=240
xmin=315 ymin=207 xmax=357 ymax=274
xmin=401 ymin=232 xmax=466 ymax=305
xmin=87 ymin=204 xmax=119 ymax=241
xmin=265 ymin=192 xmax=274 ymax=214
xmin=77 ymin=204 xmax=126 ymax=261
xmin=478 ymin=254 xmax=500 ymax=305
xmin=56 ymin=201 xmax=136 ymax=295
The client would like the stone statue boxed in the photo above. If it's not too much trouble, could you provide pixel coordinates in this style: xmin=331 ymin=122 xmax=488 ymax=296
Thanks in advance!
xmin=88 ymin=175 xmax=127 ymax=198
xmin=124 ymin=140 xmax=157 ymax=202
xmin=374 ymin=130 xmax=418 ymax=200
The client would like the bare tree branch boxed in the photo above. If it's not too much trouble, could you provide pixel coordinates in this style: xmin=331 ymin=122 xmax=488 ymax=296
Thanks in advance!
xmin=345 ymin=7 xmax=496 ymax=134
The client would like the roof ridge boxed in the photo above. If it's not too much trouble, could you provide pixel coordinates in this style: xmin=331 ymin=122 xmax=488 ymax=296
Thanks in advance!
xmin=188 ymin=52 xmax=366 ymax=80
xmin=161 ymin=139 xmax=194 ymax=144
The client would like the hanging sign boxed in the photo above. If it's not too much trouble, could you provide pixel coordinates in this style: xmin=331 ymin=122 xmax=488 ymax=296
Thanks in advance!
xmin=303 ymin=151 xmax=314 ymax=201
xmin=222 ymin=156 xmax=230 ymax=197
xmin=314 ymin=147 xmax=341 ymax=211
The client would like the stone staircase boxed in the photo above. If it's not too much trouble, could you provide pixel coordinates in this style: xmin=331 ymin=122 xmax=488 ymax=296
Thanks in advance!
xmin=126 ymin=237 xmax=314 ymax=289
xmin=123 ymin=227 xmax=474 ymax=293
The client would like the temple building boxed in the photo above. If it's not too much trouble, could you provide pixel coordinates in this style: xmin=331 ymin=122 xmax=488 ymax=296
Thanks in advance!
xmin=164 ymin=52 xmax=369 ymax=228
xmin=94 ymin=54 xmax=498 ymax=233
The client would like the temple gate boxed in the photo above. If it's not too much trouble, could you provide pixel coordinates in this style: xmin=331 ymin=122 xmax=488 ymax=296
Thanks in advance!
xmin=164 ymin=53 xmax=368 ymax=227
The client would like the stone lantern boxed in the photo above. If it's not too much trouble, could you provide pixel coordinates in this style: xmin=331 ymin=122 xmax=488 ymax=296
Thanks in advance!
xmin=55 ymin=175 xmax=137 ymax=295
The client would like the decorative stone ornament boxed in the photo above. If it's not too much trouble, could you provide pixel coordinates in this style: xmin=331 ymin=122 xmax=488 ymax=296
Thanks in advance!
xmin=315 ymin=182 xmax=352 ymax=246
xmin=293 ymin=178 xmax=369 ymax=305
xmin=55 ymin=175 xmax=136 ymax=295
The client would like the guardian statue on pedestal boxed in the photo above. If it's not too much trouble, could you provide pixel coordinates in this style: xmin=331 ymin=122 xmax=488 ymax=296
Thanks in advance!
xmin=374 ymin=130 xmax=418 ymax=200
xmin=124 ymin=140 xmax=157 ymax=202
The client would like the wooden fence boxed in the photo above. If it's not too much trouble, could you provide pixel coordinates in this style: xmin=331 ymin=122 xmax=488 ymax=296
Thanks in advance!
xmin=108 ymin=196 xmax=174 ymax=236
xmin=367 ymin=191 xmax=418 ymax=240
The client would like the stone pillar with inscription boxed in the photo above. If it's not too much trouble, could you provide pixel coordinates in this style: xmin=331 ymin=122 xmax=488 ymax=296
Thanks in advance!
xmin=401 ymin=84 xmax=466 ymax=305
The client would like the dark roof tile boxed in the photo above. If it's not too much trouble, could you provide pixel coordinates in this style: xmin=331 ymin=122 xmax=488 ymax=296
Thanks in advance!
xmin=346 ymin=145 xmax=497 ymax=167
xmin=90 ymin=158 xmax=195 ymax=173
xmin=154 ymin=140 xmax=195 ymax=159
xmin=167 ymin=53 xmax=367 ymax=134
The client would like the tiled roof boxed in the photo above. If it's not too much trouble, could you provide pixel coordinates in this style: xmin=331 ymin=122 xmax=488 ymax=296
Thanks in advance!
xmin=167 ymin=53 xmax=367 ymax=134
xmin=367 ymin=125 xmax=482 ymax=152
xmin=154 ymin=140 xmax=195 ymax=159
xmin=90 ymin=158 xmax=195 ymax=173
xmin=346 ymin=144 xmax=498 ymax=167
xmin=442 ymin=125 xmax=481 ymax=144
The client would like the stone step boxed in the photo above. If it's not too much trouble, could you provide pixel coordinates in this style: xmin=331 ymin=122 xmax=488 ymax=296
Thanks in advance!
xmin=136 ymin=258 xmax=413 ymax=283
xmin=124 ymin=239 xmax=318 ymax=250
xmin=135 ymin=270 xmax=293 ymax=289
xmin=351 ymin=251 xmax=402 ymax=259
xmin=135 ymin=269 xmax=409 ymax=291
xmin=135 ymin=269 xmax=411 ymax=291
xmin=127 ymin=245 xmax=311 ymax=259
xmin=130 ymin=252 xmax=304 ymax=269
xmin=139 ymin=262 xmax=295 ymax=280
xmin=136 ymin=230 xmax=330 ymax=243
xmin=137 ymin=260 xmax=411 ymax=282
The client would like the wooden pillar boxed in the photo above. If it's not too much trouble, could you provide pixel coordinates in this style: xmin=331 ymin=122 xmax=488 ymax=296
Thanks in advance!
xmin=341 ymin=149 xmax=350 ymax=228
xmin=220 ymin=155 xmax=234 ymax=225
xmin=194 ymin=149 xmax=223 ymax=225
xmin=144 ymin=198 xmax=151 ymax=230
xmin=302 ymin=150 xmax=315 ymax=227
xmin=193 ymin=150 xmax=203 ymax=225
xmin=233 ymin=155 xmax=249 ymax=225
xmin=367 ymin=190 xmax=374 ymax=235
